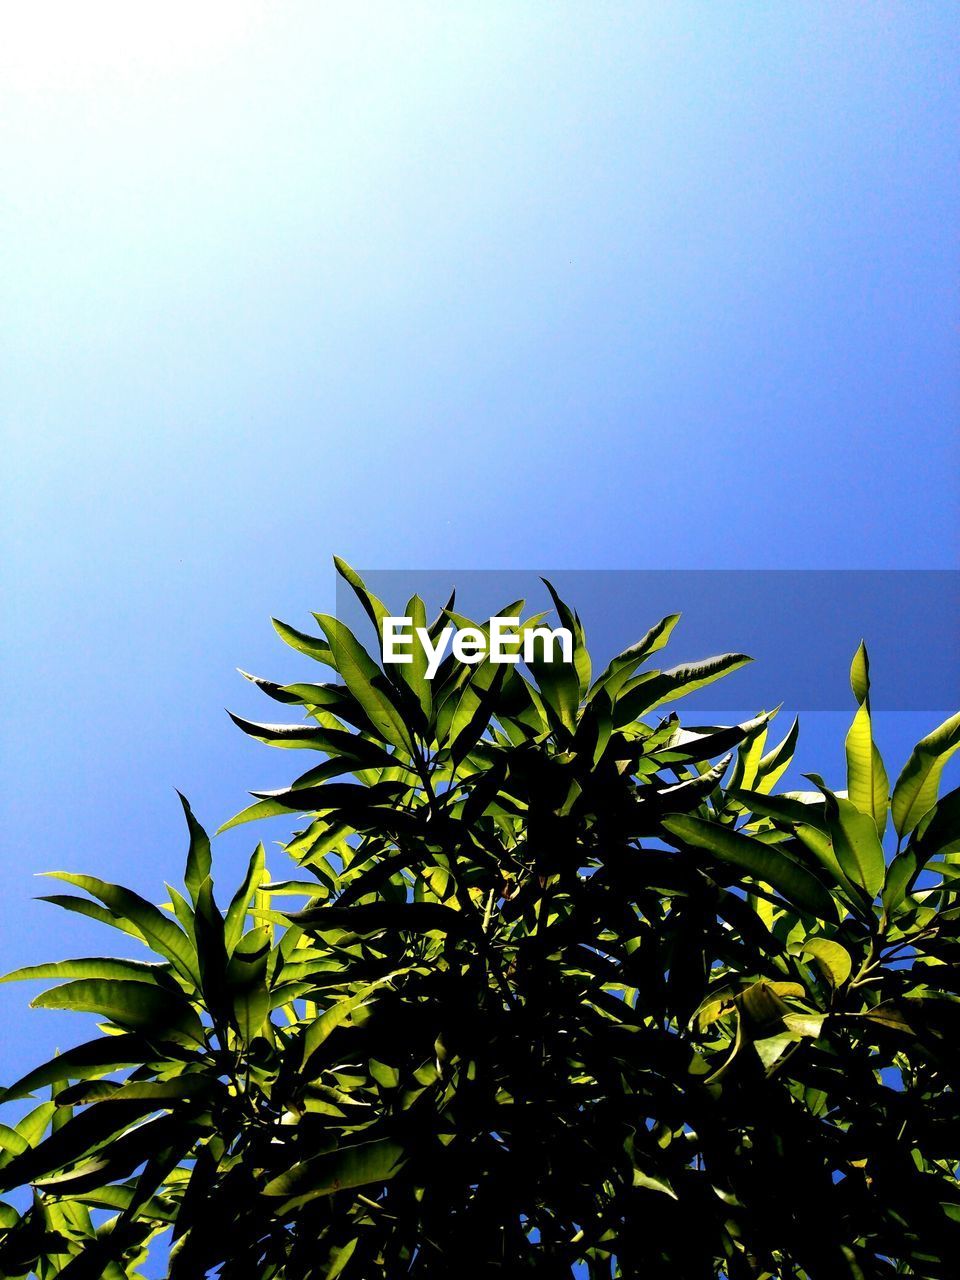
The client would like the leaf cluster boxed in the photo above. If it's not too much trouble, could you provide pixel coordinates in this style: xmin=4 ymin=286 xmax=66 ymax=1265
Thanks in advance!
xmin=2 ymin=564 xmax=959 ymax=1278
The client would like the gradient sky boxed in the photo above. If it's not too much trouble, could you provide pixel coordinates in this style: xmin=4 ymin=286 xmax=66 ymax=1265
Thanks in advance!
xmin=1 ymin=4 xmax=958 ymax=1255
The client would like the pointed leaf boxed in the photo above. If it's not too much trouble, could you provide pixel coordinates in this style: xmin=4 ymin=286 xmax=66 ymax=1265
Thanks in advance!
xmin=219 ymin=844 xmax=265 ymax=956
xmin=301 ymin=973 xmax=409 ymax=1069
xmin=399 ymin=593 xmax=431 ymax=719
xmin=313 ymin=613 xmax=416 ymax=755
xmin=178 ymin=794 xmax=212 ymax=908
xmin=892 ymin=710 xmax=960 ymax=836
xmin=0 ymin=1035 xmax=159 ymax=1103
xmin=662 ymin=814 xmax=836 ymax=921
xmin=850 ymin=640 xmax=870 ymax=706
xmin=755 ymin=716 xmax=799 ymax=794
xmin=817 ymin=787 xmax=886 ymax=898
xmin=845 ymin=702 xmax=888 ymax=836
xmin=263 ymin=1138 xmax=405 ymax=1212
xmin=226 ymin=927 xmax=271 ymax=1044
xmin=615 ymin=654 xmax=752 ymax=723
xmin=41 ymin=874 xmax=199 ymax=987
xmin=541 ymin=578 xmax=591 ymax=696
xmin=271 ymin=618 xmax=334 ymax=666
xmin=31 ymin=980 xmax=205 ymax=1044
xmin=586 ymin=614 xmax=680 ymax=703
xmin=333 ymin=557 xmax=390 ymax=638
xmin=2 ymin=958 xmax=168 ymax=986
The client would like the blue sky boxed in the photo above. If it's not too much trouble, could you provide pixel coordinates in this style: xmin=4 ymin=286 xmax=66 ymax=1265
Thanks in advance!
xmin=1 ymin=3 xmax=958 ymax=1259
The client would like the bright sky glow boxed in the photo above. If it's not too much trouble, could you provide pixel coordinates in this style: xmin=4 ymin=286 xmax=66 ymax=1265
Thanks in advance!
xmin=1 ymin=1 xmax=266 ymax=91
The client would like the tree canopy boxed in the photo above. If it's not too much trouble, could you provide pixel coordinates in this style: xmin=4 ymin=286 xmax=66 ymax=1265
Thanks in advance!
xmin=1 ymin=561 xmax=959 ymax=1279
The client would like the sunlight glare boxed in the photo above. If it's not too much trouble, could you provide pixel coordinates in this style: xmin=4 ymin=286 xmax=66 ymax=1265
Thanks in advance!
xmin=1 ymin=0 xmax=266 ymax=92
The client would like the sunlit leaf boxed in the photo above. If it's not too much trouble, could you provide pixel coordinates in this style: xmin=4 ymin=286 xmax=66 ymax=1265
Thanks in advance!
xmin=263 ymin=1138 xmax=406 ymax=1212
xmin=892 ymin=711 xmax=960 ymax=836
xmin=31 ymin=980 xmax=205 ymax=1045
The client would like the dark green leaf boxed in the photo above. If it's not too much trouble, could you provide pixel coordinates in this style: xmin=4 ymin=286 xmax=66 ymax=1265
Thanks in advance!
xmin=263 ymin=1138 xmax=406 ymax=1212
xmin=662 ymin=814 xmax=836 ymax=920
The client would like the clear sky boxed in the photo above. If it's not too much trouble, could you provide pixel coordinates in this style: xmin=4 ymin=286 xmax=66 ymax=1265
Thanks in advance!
xmin=1 ymin=2 xmax=958 ymax=1246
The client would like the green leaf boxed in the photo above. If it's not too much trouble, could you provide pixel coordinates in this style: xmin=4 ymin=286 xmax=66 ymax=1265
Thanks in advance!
xmin=727 ymin=789 xmax=827 ymax=831
xmin=525 ymin=628 xmax=580 ymax=736
xmin=399 ymin=593 xmax=431 ymax=719
xmin=541 ymin=578 xmax=591 ymax=696
xmin=238 ymin=669 xmax=306 ymax=705
xmin=167 ymin=884 xmax=196 ymax=940
xmin=324 ymin=1238 xmax=359 ymax=1280
xmin=850 ymin=640 xmax=870 ymax=706
xmin=31 ymin=980 xmax=205 ymax=1045
xmin=892 ymin=711 xmax=960 ymax=836
xmin=226 ymin=927 xmax=271 ymax=1044
xmin=793 ymin=824 xmax=853 ymax=897
xmin=797 ymin=938 xmax=852 ymax=988
xmin=753 ymin=1031 xmax=798 ymax=1070
xmin=71 ymin=1184 xmax=176 ymax=1224
xmin=653 ymin=715 xmax=768 ymax=767
xmin=215 ymin=798 xmax=299 ymax=833
xmin=14 ymin=1103 xmax=56 ymax=1148
xmin=178 ymin=794 xmax=212 ymax=908
xmin=882 ymin=850 xmax=919 ymax=917
xmin=755 ymin=716 xmax=799 ymax=794
xmin=662 ymin=814 xmax=836 ymax=921
xmin=289 ymin=902 xmax=469 ymax=938
xmin=40 ymin=874 xmax=200 ymax=988
xmin=16 ymin=1114 xmax=188 ymax=1198
xmin=631 ymin=1169 xmax=678 ymax=1199
xmin=858 ymin=1002 xmax=915 ymax=1034
xmin=615 ymin=654 xmax=752 ymax=723
xmin=333 ymin=557 xmax=391 ymax=639
xmin=0 ymin=1035 xmax=158 ymax=1103
xmin=313 ymin=613 xmax=416 ymax=755
xmin=447 ymin=660 xmax=507 ymax=764
xmin=263 ymin=1138 xmax=406 ymax=1212
xmin=301 ymin=974 xmax=408 ymax=1069
xmin=261 ymin=879 xmax=329 ymax=897
xmin=0 ymin=1124 xmax=29 ymax=1160
xmin=656 ymin=755 xmax=731 ymax=809
xmin=737 ymin=980 xmax=798 ymax=1028
xmin=914 ymin=787 xmax=960 ymax=862
xmin=217 ymin=759 xmax=371 ymax=832
xmin=280 ymin=682 xmax=377 ymax=727
xmin=817 ymin=786 xmax=886 ymax=898
xmin=271 ymin=618 xmax=334 ymax=666
xmin=586 ymin=614 xmax=680 ymax=703
xmin=369 ymin=1059 xmax=400 ymax=1089
xmin=57 ymin=1078 xmax=209 ymax=1106
xmin=252 ymin=779 xmax=411 ymax=819
xmin=192 ymin=876 xmax=228 ymax=1019
xmin=845 ymin=701 xmax=888 ymax=836
xmin=727 ymin=715 xmax=772 ymax=797
xmin=1 ymin=958 xmax=168 ymax=986
xmin=782 ymin=1011 xmax=825 ymax=1038
xmin=0 ymin=1101 xmax=183 ymax=1193
xmin=226 ymin=715 xmax=397 ymax=767
xmin=36 ymin=894 xmax=144 ymax=941
xmin=224 ymin=845 xmax=266 ymax=956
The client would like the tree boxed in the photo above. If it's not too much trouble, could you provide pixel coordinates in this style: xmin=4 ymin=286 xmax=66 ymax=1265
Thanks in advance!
xmin=1 ymin=561 xmax=959 ymax=1279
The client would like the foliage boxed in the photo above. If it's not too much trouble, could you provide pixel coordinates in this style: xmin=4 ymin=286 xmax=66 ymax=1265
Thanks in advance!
xmin=1 ymin=562 xmax=959 ymax=1279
